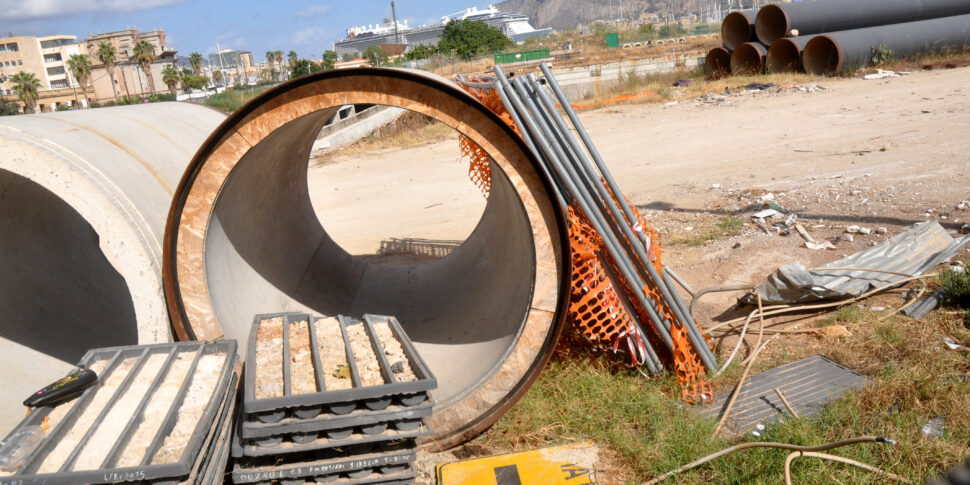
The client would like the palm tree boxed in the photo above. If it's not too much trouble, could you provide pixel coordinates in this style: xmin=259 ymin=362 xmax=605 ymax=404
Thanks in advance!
xmin=161 ymin=65 xmax=180 ymax=95
xmin=96 ymin=41 xmax=118 ymax=102
xmin=189 ymin=52 xmax=203 ymax=76
xmin=274 ymin=51 xmax=284 ymax=80
xmin=66 ymin=53 xmax=93 ymax=108
xmin=10 ymin=71 xmax=41 ymax=113
xmin=133 ymin=40 xmax=157 ymax=94
xmin=265 ymin=50 xmax=276 ymax=80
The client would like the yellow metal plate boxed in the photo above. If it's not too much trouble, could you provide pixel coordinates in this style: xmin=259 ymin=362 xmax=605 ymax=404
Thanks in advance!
xmin=436 ymin=442 xmax=599 ymax=485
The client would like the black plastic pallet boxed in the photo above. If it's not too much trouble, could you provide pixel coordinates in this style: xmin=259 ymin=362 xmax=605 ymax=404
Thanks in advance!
xmin=231 ymin=442 xmax=416 ymax=484
xmin=233 ymin=417 xmax=431 ymax=458
xmin=244 ymin=313 xmax=436 ymax=423
xmin=240 ymin=401 xmax=432 ymax=440
xmin=0 ymin=341 xmax=237 ymax=485
xmin=197 ymin=372 xmax=240 ymax=485
xmin=244 ymin=464 xmax=416 ymax=485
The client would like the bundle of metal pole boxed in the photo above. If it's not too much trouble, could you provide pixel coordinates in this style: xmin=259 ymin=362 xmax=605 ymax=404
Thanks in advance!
xmin=755 ymin=0 xmax=970 ymax=45
xmin=722 ymin=9 xmax=759 ymax=50
xmin=535 ymin=64 xmax=717 ymax=371
xmin=802 ymin=14 xmax=970 ymax=76
xmin=493 ymin=64 xmax=718 ymax=374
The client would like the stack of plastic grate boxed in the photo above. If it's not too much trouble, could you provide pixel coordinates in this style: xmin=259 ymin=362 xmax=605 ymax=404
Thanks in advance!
xmin=0 ymin=340 xmax=239 ymax=484
xmin=231 ymin=313 xmax=436 ymax=485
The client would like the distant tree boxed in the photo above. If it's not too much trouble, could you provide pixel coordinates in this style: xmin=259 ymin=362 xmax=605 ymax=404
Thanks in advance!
xmin=341 ymin=52 xmax=355 ymax=62
xmin=162 ymin=65 xmax=180 ymax=95
xmin=264 ymin=50 xmax=277 ymax=80
xmin=659 ymin=24 xmax=687 ymax=38
xmin=96 ymin=41 xmax=119 ymax=102
xmin=0 ymin=96 xmax=19 ymax=116
xmin=404 ymin=44 xmax=438 ymax=61
xmin=212 ymin=70 xmax=223 ymax=85
xmin=289 ymin=58 xmax=323 ymax=79
xmin=438 ymin=19 xmax=513 ymax=60
xmin=321 ymin=50 xmax=338 ymax=70
xmin=260 ymin=68 xmax=272 ymax=82
xmin=189 ymin=52 xmax=203 ymax=75
xmin=10 ymin=71 xmax=41 ymax=113
xmin=274 ymin=51 xmax=284 ymax=80
xmin=180 ymin=72 xmax=208 ymax=92
xmin=639 ymin=23 xmax=657 ymax=38
xmin=287 ymin=50 xmax=299 ymax=75
xmin=362 ymin=46 xmax=388 ymax=66
xmin=133 ymin=40 xmax=158 ymax=93
xmin=66 ymin=53 xmax=93 ymax=107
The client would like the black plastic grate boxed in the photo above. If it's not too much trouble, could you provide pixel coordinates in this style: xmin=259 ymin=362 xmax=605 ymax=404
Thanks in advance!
xmin=0 ymin=341 xmax=237 ymax=485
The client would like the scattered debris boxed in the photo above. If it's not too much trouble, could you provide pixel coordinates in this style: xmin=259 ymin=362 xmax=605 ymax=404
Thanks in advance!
xmin=753 ymin=208 xmax=780 ymax=219
xmin=795 ymin=224 xmax=816 ymax=243
xmin=863 ymin=69 xmax=901 ymax=80
xmin=920 ymin=416 xmax=945 ymax=439
xmin=877 ymin=227 xmax=889 ymax=235
xmin=672 ymin=79 xmax=694 ymax=87
xmin=901 ymin=289 xmax=946 ymax=319
xmin=805 ymin=241 xmax=837 ymax=250
xmin=754 ymin=221 xmax=970 ymax=304
xmin=743 ymin=82 xmax=776 ymax=91
xmin=943 ymin=336 xmax=970 ymax=352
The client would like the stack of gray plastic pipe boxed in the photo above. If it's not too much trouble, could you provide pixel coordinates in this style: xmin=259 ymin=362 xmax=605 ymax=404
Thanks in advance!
xmin=758 ymin=0 xmax=970 ymax=74
xmin=485 ymin=63 xmax=718 ymax=379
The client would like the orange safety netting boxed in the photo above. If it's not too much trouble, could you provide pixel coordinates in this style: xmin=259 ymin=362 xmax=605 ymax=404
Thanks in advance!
xmin=456 ymin=79 xmax=711 ymax=403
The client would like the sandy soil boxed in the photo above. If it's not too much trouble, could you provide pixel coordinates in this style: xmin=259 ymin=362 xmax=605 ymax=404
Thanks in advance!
xmin=346 ymin=323 xmax=385 ymax=387
xmin=117 ymin=350 xmax=198 ymax=467
xmin=307 ymin=66 xmax=970 ymax=320
xmin=254 ymin=317 xmax=284 ymax=399
xmin=373 ymin=322 xmax=417 ymax=382
xmin=38 ymin=357 xmax=139 ymax=473
xmin=315 ymin=317 xmax=353 ymax=391
xmin=151 ymin=353 xmax=225 ymax=464
xmin=289 ymin=319 xmax=318 ymax=395
xmin=71 ymin=353 xmax=168 ymax=470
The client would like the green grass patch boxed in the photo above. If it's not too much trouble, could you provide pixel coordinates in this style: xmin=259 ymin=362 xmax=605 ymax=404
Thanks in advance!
xmin=475 ymin=308 xmax=970 ymax=483
xmin=815 ymin=305 xmax=865 ymax=327
xmin=204 ymin=86 xmax=270 ymax=113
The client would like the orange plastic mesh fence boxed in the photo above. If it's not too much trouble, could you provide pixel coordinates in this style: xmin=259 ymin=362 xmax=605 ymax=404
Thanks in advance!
xmin=455 ymin=78 xmax=712 ymax=403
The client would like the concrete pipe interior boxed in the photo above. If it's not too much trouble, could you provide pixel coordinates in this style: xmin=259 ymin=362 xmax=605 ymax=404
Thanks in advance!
xmin=731 ymin=43 xmax=767 ymax=75
xmin=755 ymin=4 xmax=790 ymax=45
xmin=766 ymin=38 xmax=803 ymax=73
xmin=166 ymin=69 xmax=567 ymax=449
xmin=722 ymin=12 xmax=754 ymax=49
xmin=802 ymin=36 xmax=841 ymax=76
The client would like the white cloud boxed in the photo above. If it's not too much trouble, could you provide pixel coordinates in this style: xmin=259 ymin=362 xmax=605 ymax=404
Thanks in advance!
xmin=0 ymin=0 xmax=188 ymax=20
xmin=300 ymin=4 xmax=333 ymax=17
xmin=291 ymin=26 xmax=327 ymax=46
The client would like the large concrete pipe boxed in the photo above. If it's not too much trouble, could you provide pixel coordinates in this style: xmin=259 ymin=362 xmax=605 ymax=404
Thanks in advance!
xmin=163 ymin=68 xmax=569 ymax=450
xmin=722 ymin=9 xmax=758 ymax=50
xmin=765 ymin=35 xmax=820 ymax=73
xmin=705 ymin=46 xmax=732 ymax=79
xmin=756 ymin=0 xmax=970 ymax=46
xmin=731 ymin=42 xmax=768 ymax=75
xmin=0 ymin=103 xmax=225 ymax=433
xmin=803 ymin=14 xmax=970 ymax=76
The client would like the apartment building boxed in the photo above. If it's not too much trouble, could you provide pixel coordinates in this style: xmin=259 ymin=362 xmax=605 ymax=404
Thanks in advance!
xmin=84 ymin=28 xmax=175 ymax=101
xmin=0 ymin=34 xmax=92 ymax=112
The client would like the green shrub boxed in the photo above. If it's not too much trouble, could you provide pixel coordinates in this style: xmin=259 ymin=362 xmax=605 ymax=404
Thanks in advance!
xmin=940 ymin=269 xmax=970 ymax=308
xmin=871 ymin=44 xmax=895 ymax=66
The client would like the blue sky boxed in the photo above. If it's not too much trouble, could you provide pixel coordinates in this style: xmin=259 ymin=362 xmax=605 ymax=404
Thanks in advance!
xmin=0 ymin=0 xmax=495 ymax=61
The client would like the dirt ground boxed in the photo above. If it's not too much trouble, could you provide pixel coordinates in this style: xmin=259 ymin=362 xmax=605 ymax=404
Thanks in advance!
xmin=311 ymin=65 xmax=969 ymax=312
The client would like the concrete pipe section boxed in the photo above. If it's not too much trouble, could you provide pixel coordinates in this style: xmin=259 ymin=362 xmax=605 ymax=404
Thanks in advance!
xmin=731 ymin=42 xmax=768 ymax=75
xmin=164 ymin=68 xmax=569 ymax=450
xmin=0 ymin=103 xmax=225 ymax=433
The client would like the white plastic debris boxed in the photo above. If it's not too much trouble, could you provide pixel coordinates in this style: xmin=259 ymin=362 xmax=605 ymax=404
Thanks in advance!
xmin=863 ymin=69 xmax=900 ymax=80
xmin=805 ymin=241 xmax=836 ymax=250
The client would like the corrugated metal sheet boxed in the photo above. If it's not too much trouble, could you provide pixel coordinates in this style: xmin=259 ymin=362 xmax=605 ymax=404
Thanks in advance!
xmin=754 ymin=221 xmax=970 ymax=304
xmin=701 ymin=355 xmax=865 ymax=434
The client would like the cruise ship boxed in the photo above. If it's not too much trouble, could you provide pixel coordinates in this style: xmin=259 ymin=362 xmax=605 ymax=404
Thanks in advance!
xmin=334 ymin=5 xmax=553 ymax=58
